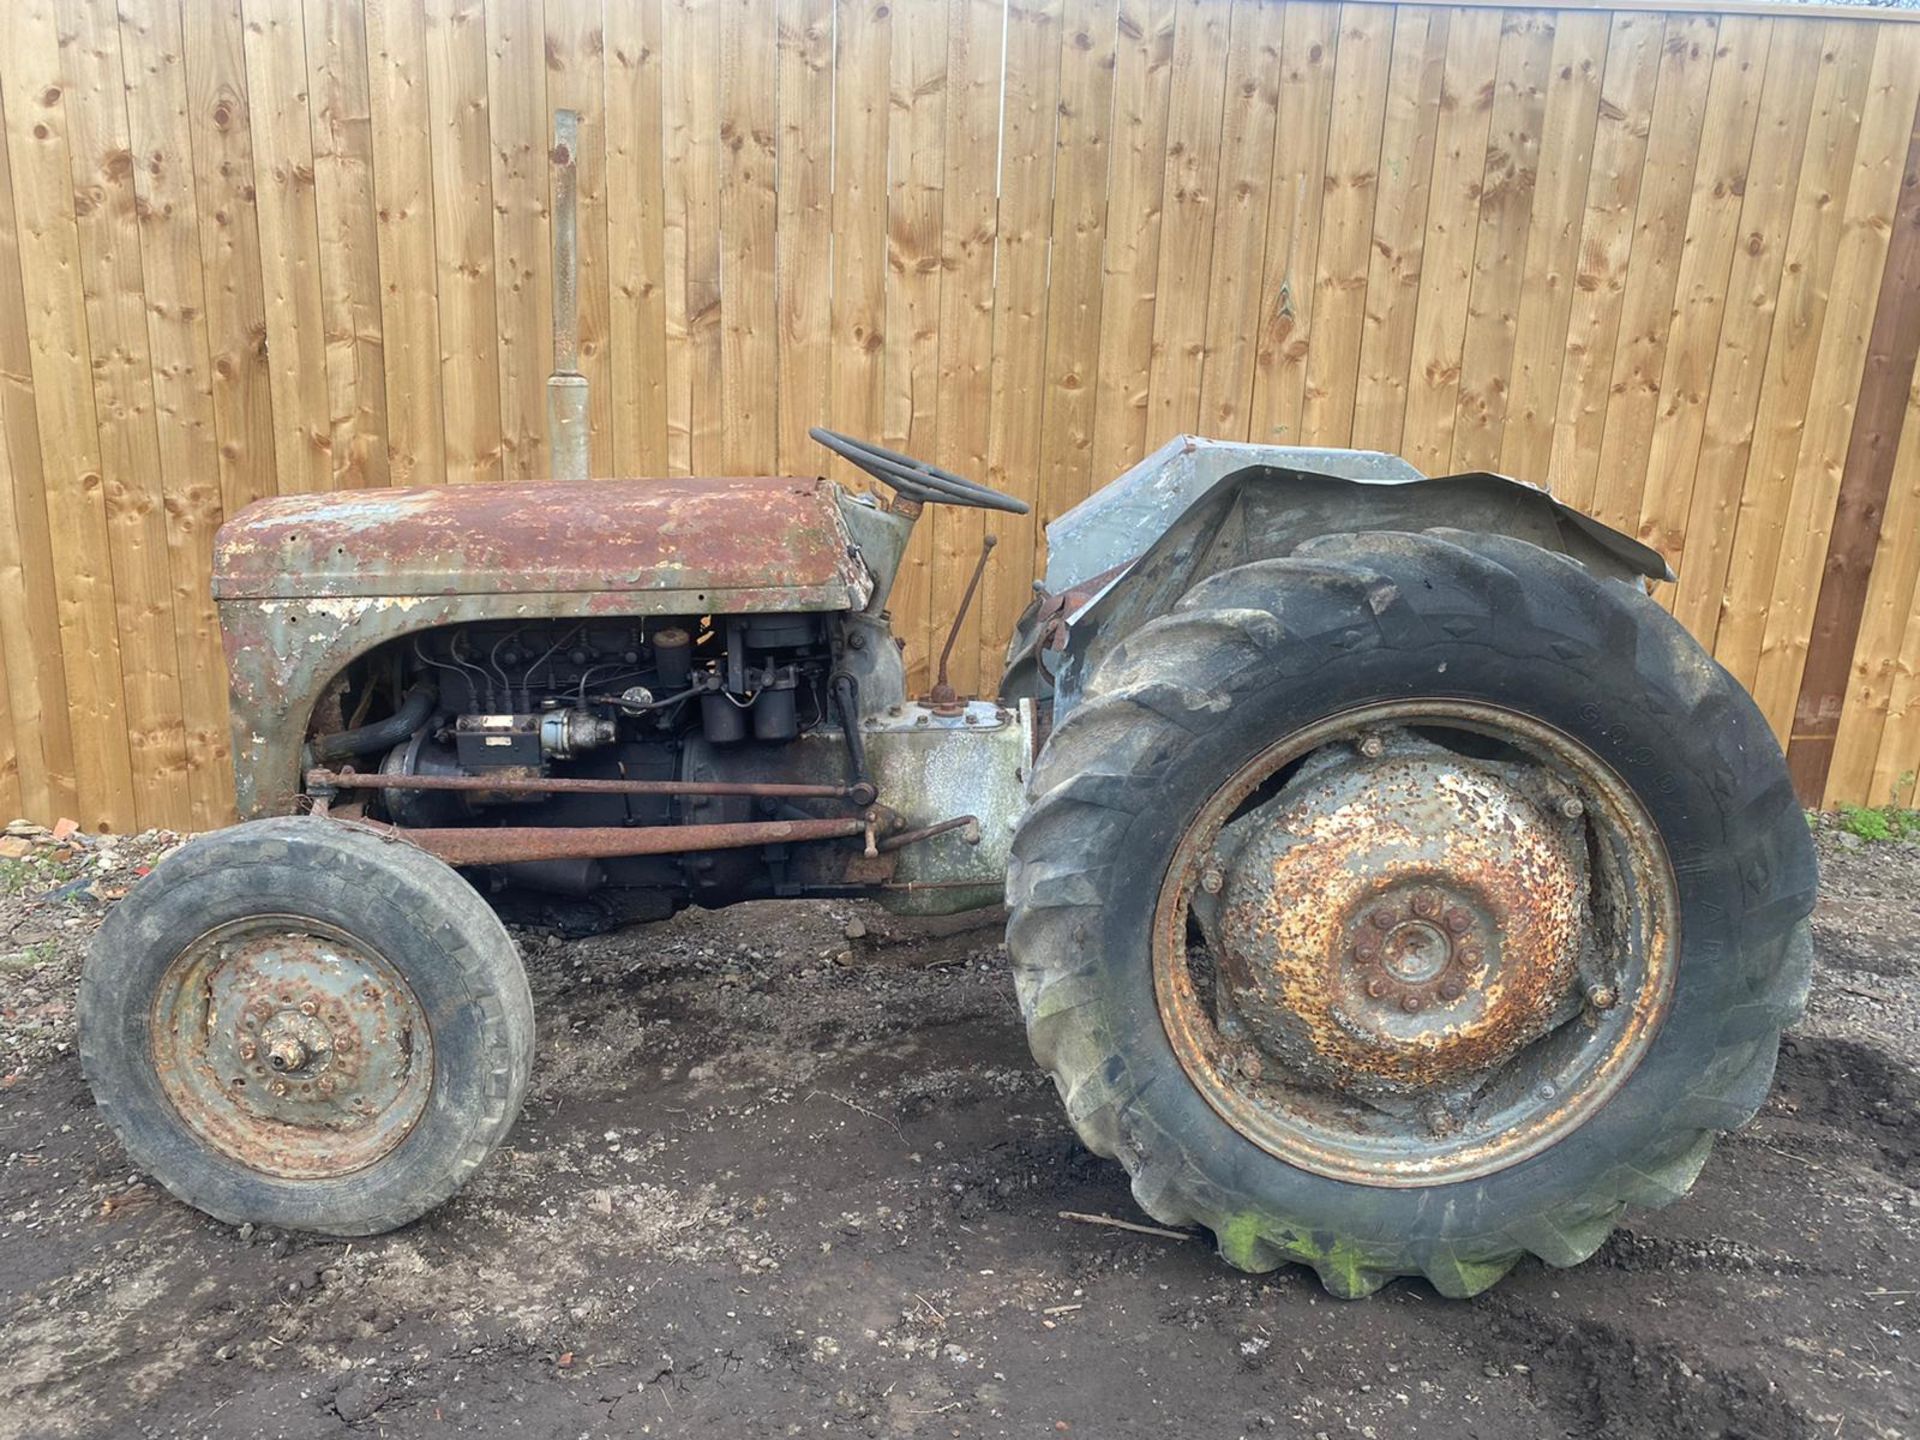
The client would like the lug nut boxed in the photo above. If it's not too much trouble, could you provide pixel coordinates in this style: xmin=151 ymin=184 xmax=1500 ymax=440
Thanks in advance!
xmin=270 ymin=1080 xmax=289 ymax=1098
xmin=1366 ymin=977 xmax=1389 ymax=999
xmin=1357 ymin=734 xmax=1385 ymax=759
xmin=1239 ymin=1052 xmax=1264 ymax=1082
xmin=1444 ymin=908 xmax=1472 ymax=934
xmin=1400 ymin=994 xmax=1423 ymax=1014
xmin=1560 ymin=795 xmax=1585 ymax=820
xmin=1438 ymin=978 xmax=1465 ymax=1002
xmin=1460 ymin=945 xmax=1485 ymax=971
xmin=1411 ymin=891 xmax=1438 ymax=918
xmin=300 ymin=1000 xmax=318 ymax=1016
xmin=1587 ymin=983 xmax=1619 ymax=1011
xmin=239 ymin=1040 xmax=258 ymax=1061
xmin=1200 ymin=868 xmax=1224 ymax=895
xmin=1354 ymin=937 xmax=1378 ymax=961
xmin=1369 ymin=908 xmax=1396 ymax=930
xmin=1427 ymin=1107 xmax=1458 ymax=1137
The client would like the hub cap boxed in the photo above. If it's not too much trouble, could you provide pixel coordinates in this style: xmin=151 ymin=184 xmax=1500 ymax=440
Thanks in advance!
xmin=149 ymin=918 xmax=432 ymax=1180
xmin=1155 ymin=703 xmax=1677 ymax=1186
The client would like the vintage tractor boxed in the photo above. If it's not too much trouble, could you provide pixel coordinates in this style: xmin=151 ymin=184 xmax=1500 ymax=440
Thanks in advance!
xmin=75 ymin=426 xmax=1816 ymax=1298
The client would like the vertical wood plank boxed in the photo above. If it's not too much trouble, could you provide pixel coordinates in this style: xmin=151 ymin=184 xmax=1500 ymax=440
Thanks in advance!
xmin=1246 ymin=0 xmax=1338 ymax=445
xmin=928 ymin=0 xmax=1005 ymax=691
xmin=826 ymin=0 xmax=890 ymax=492
xmin=719 ymin=0 xmax=778 ymax=473
xmin=1668 ymin=22 xmax=1836 ymax=640
xmin=1087 ymin=0 xmax=1174 ymax=478
xmin=545 ymin=0 xmax=613 ymax=477
xmin=978 ymin=0 xmax=1063 ymax=683
xmin=1396 ymin=4 xmax=1501 ymax=474
xmin=1035 ymin=0 xmax=1117 ymax=515
xmin=0 ymin=0 xmax=137 ymax=829
xmin=774 ymin=0 xmax=833 ymax=475
xmin=1299 ymin=2 xmax=1393 ymax=447
xmin=1194 ymin=0 xmax=1285 ymax=444
xmin=881 ymin=0 xmax=946 ymax=679
xmin=366 ymin=0 xmax=446 ymax=486
xmin=306 ymin=0 xmax=390 ymax=489
xmin=1712 ymin=23 xmax=1877 ymax=680
xmin=1142 ymin=0 xmax=1232 ymax=450
xmin=182 ymin=0 xmax=278 ymax=514
xmin=120 ymin=0 xmax=237 ymax=826
xmin=1450 ymin=10 xmax=1562 ymax=473
xmin=0 ymin=97 xmax=72 ymax=823
xmin=242 ymin=0 xmax=333 ymax=495
xmin=1752 ymin=29 xmax=1920 ymax=734
xmin=664 ymin=0 xmax=723 ymax=475
xmin=1543 ymin=11 xmax=1663 ymax=507
xmin=484 ymin=0 xmax=552 ymax=480
xmin=55 ymin=0 xmax=191 ymax=826
xmin=1634 ymin=17 xmax=1781 ymax=571
xmin=1489 ymin=10 xmax=1610 ymax=479
xmin=606 ymin=0 xmax=669 ymax=474
xmin=424 ymin=0 xmax=503 ymax=486
xmin=1350 ymin=5 xmax=1446 ymax=455
xmin=1586 ymin=13 xmax=1719 ymax=533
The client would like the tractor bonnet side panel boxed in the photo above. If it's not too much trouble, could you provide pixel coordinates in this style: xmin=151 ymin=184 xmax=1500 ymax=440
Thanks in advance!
xmin=214 ymin=475 xmax=872 ymax=819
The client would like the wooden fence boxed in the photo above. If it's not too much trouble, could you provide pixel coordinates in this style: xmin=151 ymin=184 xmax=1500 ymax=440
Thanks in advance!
xmin=0 ymin=0 xmax=1917 ymax=833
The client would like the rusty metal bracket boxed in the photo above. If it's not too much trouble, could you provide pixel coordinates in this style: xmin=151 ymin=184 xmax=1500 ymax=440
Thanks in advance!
xmin=308 ymin=767 xmax=864 ymax=802
xmin=354 ymin=815 xmax=883 ymax=867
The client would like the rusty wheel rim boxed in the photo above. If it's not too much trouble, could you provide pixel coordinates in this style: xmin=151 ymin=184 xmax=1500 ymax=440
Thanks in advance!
xmin=1153 ymin=701 xmax=1678 ymax=1187
xmin=148 ymin=917 xmax=433 ymax=1180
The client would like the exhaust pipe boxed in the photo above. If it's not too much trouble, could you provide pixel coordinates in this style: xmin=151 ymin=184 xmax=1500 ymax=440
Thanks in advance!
xmin=548 ymin=108 xmax=589 ymax=482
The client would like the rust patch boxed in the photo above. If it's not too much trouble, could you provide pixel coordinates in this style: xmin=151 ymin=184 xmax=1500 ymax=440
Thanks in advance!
xmin=1155 ymin=701 xmax=1678 ymax=1188
xmin=212 ymin=474 xmax=867 ymax=605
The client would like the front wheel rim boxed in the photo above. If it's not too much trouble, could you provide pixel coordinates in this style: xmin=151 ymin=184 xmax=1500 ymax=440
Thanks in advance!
xmin=1152 ymin=700 xmax=1678 ymax=1187
xmin=148 ymin=916 xmax=434 ymax=1181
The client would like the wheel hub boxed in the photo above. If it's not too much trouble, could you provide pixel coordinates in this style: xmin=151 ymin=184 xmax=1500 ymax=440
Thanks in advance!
xmin=1202 ymin=748 xmax=1585 ymax=1094
xmin=149 ymin=918 xmax=432 ymax=1180
xmin=1155 ymin=702 xmax=1678 ymax=1186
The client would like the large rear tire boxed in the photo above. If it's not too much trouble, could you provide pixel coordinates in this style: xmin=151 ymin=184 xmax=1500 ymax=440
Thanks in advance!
xmin=81 ymin=818 xmax=534 ymax=1236
xmin=1006 ymin=529 xmax=1815 ymax=1297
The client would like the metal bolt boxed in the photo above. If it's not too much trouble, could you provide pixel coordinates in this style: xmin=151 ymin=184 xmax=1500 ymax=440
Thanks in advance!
xmin=239 ymin=1040 xmax=258 ymax=1061
xmin=1587 ymin=983 xmax=1619 ymax=1011
xmin=1411 ymin=891 xmax=1439 ymax=918
xmin=317 ymin=1076 xmax=336 ymax=1096
xmin=1443 ymin=908 xmax=1472 ymax=935
xmin=1560 ymin=795 xmax=1585 ymax=820
xmin=1400 ymin=994 xmax=1423 ymax=1014
xmin=1459 ymin=945 xmax=1485 ymax=971
xmin=1427 ymin=1107 xmax=1458 ymax=1137
xmin=300 ymin=1000 xmax=318 ymax=1016
xmin=1366 ymin=978 xmax=1390 ymax=999
xmin=1354 ymin=936 xmax=1378 ymax=961
xmin=1438 ymin=978 xmax=1465 ymax=1002
xmin=1357 ymin=734 xmax=1385 ymax=759
xmin=335 ymin=1034 xmax=355 ymax=1054
xmin=270 ymin=1080 xmax=289 ymax=1098
xmin=1369 ymin=908 xmax=1396 ymax=930
xmin=1200 ymin=868 xmax=1224 ymax=895
xmin=1239 ymin=1052 xmax=1264 ymax=1082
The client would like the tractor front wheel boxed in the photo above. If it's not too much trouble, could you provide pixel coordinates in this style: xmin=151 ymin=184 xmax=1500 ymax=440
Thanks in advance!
xmin=81 ymin=817 xmax=534 ymax=1236
xmin=1006 ymin=529 xmax=1815 ymax=1296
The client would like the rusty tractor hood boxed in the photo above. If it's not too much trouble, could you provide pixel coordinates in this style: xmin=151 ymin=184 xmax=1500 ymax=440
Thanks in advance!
xmin=213 ymin=474 xmax=870 ymax=609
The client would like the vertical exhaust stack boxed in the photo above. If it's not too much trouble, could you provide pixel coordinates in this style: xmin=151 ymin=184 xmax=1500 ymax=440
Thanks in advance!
xmin=548 ymin=109 xmax=589 ymax=482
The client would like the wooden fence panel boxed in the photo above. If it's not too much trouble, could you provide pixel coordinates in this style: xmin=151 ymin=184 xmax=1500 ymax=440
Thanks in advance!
xmin=1 ymin=0 xmax=1918 ymax=829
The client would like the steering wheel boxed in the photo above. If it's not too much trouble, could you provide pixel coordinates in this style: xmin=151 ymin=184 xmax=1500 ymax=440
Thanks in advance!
xmin=809 ymin=427 xmax=1030 ymax=515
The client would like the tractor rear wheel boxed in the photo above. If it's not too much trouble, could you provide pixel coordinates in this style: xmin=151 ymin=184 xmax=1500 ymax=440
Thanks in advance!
xmin=81 ymin=817 xmax=533 ymax=1236
xmin=1006 ymin=529 xmax=1815 ymax=1297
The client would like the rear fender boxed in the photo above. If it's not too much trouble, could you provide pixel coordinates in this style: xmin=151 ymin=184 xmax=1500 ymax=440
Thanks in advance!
xmin=1005 ymin=436 xmax=1669 ymax=720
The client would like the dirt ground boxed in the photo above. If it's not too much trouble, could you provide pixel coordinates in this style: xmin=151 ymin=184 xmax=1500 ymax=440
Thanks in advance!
xmin=1 ymin=821 xmax=1915 ymax=1440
